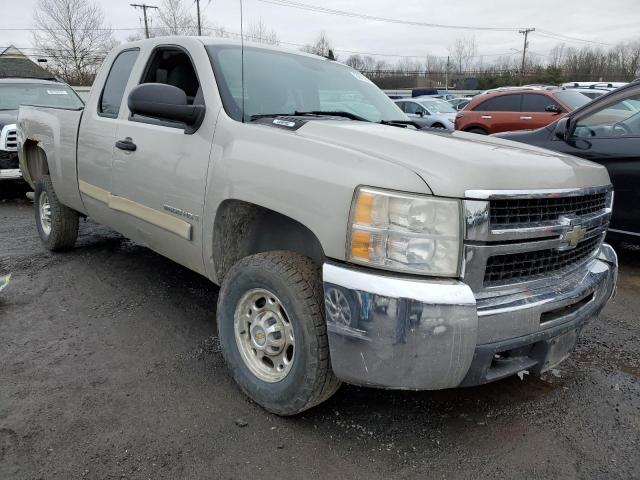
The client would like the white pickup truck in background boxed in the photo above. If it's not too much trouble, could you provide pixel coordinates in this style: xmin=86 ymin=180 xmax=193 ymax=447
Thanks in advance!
xmin=17 ymin=37 xmax=618 ymax=415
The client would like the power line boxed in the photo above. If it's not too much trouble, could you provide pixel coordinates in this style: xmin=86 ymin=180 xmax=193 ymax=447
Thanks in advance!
xmin=534 ymin=29 xmax=613 ymax=47
xmin=256 ymin=0 xmax=522 ymax=31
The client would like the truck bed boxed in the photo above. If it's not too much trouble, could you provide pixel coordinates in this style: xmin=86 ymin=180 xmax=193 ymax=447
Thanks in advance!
xmin=18 ymin=105 xmax=85 ymax=213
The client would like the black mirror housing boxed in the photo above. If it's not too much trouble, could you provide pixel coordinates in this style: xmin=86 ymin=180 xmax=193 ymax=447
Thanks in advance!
xmin=128 ymin=83 xmax=205 ymax=133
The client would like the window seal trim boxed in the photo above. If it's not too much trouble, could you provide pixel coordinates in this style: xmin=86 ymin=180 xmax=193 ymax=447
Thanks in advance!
xmin=97 ymin=47 xmax=140 ymax=119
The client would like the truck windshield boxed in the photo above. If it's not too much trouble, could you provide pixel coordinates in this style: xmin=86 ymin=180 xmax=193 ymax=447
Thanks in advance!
xmin=207 ymin=45 xmax=408 ymax=123
xmin=0 ymin=83 xmax=84 ymax=111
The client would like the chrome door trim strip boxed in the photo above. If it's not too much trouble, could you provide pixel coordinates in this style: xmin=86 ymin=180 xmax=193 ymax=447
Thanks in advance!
xmin=78 ymin=180 xmax=192 ymax=240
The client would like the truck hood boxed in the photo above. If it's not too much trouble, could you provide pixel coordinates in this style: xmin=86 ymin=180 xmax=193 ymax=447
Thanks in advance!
xmin=297 ymin=121 xmax=610 ymax=198
xmin=0 ymin=109 xmax=18 ymax=130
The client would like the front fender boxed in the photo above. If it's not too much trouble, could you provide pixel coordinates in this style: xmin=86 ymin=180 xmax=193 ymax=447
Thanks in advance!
xmin=201 ymin=114 xmax=430 ymax=283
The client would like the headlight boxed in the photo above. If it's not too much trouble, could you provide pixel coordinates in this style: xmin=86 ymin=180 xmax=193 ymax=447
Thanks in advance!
xmin=347 ymin=187 xmax=461 ymax=276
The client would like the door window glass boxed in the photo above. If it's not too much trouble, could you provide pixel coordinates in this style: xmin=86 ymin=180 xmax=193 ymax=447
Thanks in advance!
xmin=473 ymin=94 xmax=521 ymax=112
xmin=99 ymin=49 xmax=139 ymax=117
xmin=132 ymin=47 xmax=203 ymax=127
xmin=522 ymin=93 xmax=558 ymax=113
xmin=573 ymin=93 xmax=640 ymax=138
xmin=404 ymin=102 xmax=422 ymax=114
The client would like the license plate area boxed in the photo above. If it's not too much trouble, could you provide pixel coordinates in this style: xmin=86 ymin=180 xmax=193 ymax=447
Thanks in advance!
xmin=541 ymin=329 xmax=578 ymax=371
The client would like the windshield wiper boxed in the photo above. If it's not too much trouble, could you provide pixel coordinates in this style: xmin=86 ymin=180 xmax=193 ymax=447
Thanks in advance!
xmin=380 ymin=119 xmax=420 ymax=129
xmin=250 ymin=110 xmax=370 ymax=122
xmin=249 ymin=113 xmax=292 ymax=121
xmin=293 ymin=110 xmax=370 ymax=122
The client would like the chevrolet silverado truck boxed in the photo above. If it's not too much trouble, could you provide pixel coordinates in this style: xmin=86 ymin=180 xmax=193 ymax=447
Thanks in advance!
xmin=18 ymin=37 xmax=618 ymax=415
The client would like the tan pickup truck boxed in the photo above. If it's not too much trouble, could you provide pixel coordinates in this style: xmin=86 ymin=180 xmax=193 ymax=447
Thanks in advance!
xmin=18 ymin=37 xmax=617 ymax=415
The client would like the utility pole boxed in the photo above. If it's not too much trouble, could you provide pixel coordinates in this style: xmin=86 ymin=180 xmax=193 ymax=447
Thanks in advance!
xmin=445 ymin=55 xmax=449 ymax=90
xmin=195 ymin=0 xmax=202 ymax=36
xmin=519 ymin=27 xmax=535 ymax=85
xmin=130 ymin=3 xmax=158 ymax=39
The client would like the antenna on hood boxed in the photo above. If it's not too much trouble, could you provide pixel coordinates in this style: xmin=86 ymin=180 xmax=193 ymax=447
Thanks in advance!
xmin=240 ymin=0 xmax=245 ymax=122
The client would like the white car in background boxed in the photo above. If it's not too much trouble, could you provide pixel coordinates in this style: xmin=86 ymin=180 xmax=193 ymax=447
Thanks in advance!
xmin=394 ymin=97 xmax=457 ymax=130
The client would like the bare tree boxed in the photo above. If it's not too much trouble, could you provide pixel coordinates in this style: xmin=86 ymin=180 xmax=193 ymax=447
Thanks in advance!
xmin=301 ymin=31 xmax=335 ymax=59
xmin=32 ymin=0 xmax=114 ymax=85
xmin=448 ymin=36 xmax=477 ymax=74
xmin=157 ymin=0 xmax=199 ymax=36
xmin=245 ymin=19 xmax=280 ymax=45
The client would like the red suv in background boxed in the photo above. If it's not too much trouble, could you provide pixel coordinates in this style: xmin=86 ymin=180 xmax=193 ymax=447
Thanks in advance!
xmin=455 ymin=87 xmax=590 ymax=134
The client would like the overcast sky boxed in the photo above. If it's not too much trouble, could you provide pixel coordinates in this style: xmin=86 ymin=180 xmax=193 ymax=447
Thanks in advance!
xmin=2 ymin=0 xmax=639 ymax=62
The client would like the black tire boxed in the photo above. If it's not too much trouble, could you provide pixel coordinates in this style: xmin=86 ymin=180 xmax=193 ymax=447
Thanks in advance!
xmin=34 ymin=175 xmax=79 ymax=251
xmin=431 ymin=123 xmax=445 ymax=129
xmin=217 ymin=251 xmax=341 ymax=415
xmin=466 ymin=127 xmax=488 ymax=135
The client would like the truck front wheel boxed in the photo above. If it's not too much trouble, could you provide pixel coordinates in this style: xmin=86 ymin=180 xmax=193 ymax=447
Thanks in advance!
xmin=34 ymin=175 xmax=79 ymax=251
xmin=217 ymin=251 xmax=341 ymax=415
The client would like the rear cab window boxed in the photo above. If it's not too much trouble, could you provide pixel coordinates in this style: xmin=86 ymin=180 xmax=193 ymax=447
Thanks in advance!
xmin=473 ymin=94 xmax=522 ymax=112
xmin=99 ymin=49 xmax=140 ymax=118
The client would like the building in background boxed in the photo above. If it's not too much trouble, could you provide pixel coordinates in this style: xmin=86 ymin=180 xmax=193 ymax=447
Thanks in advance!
xmin=0 ymin=45 xmax=56 ymax=80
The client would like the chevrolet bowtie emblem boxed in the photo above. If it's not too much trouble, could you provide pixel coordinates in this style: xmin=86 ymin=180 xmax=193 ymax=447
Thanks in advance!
xmin=560 ymin=225 xmax=586 ymax=249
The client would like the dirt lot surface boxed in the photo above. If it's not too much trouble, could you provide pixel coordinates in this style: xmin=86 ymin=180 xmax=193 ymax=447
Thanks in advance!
xmin=1 ymin=189 xmax=639 ymax=480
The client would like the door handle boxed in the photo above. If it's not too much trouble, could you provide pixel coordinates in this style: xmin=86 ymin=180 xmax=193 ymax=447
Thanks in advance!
xmin=115 ymin=137 xmax=137 ymax=151
xmin=520 ymin=116 xmax=532 ymax=120
xmin=481 ymin=115 xmax=492 ymax=119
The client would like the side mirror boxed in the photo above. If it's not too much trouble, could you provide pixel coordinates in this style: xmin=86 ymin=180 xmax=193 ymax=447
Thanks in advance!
xmin=419 ymin=110 xmax=425 ymax=117
xmin=554 ymin=117 xmax=570 ymax=140
xmin=545 ymin=104 xmax=563 ymax=114
xmin=128 ymin=83 xmax=205 ymax=133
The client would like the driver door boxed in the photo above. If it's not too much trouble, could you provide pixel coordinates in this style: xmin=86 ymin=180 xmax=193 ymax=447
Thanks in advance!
xmin=110 ymin=44 xmax=216 ymax=273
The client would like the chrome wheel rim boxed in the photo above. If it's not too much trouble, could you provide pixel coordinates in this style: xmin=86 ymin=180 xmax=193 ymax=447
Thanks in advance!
xmin=325 ymin=287 xmax=352 ymax=326
xmin=234 ymin=288 xmax=295 ymax=383
xmin=39 ymin=192 xmax=52 ymax=236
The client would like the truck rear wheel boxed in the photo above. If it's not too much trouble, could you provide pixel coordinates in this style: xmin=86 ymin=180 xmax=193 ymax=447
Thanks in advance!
xmin=217 ymin=251 xmax=341 ymax=415
xmin=34 ymin=175 xmax=79 ymax=251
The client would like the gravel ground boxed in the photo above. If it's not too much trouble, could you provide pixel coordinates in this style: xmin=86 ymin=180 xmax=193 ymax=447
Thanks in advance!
xmin=1 ymin=188 xmax=639 ymax=480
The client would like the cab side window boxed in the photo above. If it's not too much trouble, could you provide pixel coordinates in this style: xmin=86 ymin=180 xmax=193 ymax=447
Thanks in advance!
xmin=131 ymin=47 xmax=203 ymax=127
xmin=99 ymin=49 xmax=140 ymax=118
xmin=474 ymin=94 xmax=521 ymax=112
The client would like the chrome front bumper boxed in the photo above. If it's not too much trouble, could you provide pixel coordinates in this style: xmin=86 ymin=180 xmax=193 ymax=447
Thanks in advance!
xmin=0 ymin=168 xmax=22 ymax=180
xmin=323 ymin=244 xmax=617 ymax=390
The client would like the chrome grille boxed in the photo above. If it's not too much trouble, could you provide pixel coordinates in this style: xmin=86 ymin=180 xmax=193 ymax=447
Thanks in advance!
xmin=490 ymin=193 xmax=607 ymax=225
xmin=1 ymin=124 xmax=18 ymax=152
xmin=463 ymin=186 xmax=613 ymax=293
xmin=484 ymin=234 xmax=601 ymax=286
